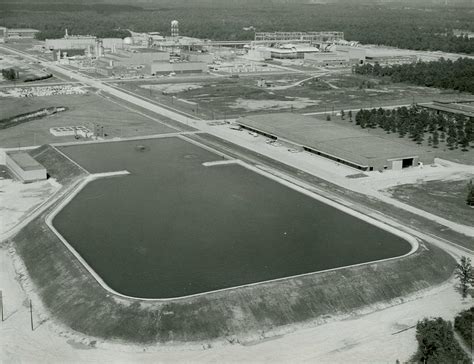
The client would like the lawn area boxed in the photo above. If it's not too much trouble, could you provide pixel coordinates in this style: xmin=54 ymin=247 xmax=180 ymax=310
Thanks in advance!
xmin=385 ymin=177 xmax=474 ymax=227
xmin=0 ymin=92 xmax=177 ymax=148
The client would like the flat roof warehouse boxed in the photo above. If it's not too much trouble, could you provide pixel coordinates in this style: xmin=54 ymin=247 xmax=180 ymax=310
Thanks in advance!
xmin=238 ymin=113 xmax=435 ymax=171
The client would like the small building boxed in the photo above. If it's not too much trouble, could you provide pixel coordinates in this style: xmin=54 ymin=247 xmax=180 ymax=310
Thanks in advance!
xmin=237 ymin=113 xmax=434 ymax=171
xmin=49 ymin=126 xmax=92 ymax=137
xmin=5 ymin=151 xmax=47 ymax=183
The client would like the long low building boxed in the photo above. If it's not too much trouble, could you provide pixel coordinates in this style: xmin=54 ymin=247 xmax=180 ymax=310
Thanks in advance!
xmin=5 ymin=151 xmax=47 ymax=183
xmin=151 ymin=61 xmax=207 ymax=75
xmin=0 ymin=27 xmax=39 ymax=42
xmin=238 ymin=113 xmax=434 ymax=171
xmin=420 ymin=100 xmax=474 ymax=118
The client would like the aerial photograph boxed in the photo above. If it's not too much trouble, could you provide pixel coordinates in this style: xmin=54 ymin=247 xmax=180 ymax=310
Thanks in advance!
xmin=0 ymin=0 xmax=473 ymax=362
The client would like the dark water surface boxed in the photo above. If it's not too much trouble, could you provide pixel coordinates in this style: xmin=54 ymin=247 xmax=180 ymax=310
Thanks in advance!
xmin=54 ymin=138 xmax=412 ymax=298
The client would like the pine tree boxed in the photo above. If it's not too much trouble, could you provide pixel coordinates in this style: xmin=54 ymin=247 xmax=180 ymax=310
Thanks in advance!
xmin=432 ymin=130 xmax=439 ymax=148
xmin=440 ymin=131 xmax=446 ymax=142
xmin=467 ymin=180 xmax=474 ymax=206
xmin=427 ymin=135 xmax=433 ymax=146
xmin=348 ymin=110 xmax=353 ymax=122
xmin=340 ymin=109 xmax=345 ymax=120
xmin=455 ymin=256 xmax=473 ymax=297
xmin=446 ymin=123 xmax=457 ymax=149
xmin=326 ymin=114 xmax=331 ymax=121
xmin=464 ymin=118 xmax=473 ymax=145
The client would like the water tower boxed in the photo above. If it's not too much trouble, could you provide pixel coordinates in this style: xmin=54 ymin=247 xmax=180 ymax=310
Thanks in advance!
xmin=171 ymin=20 xmax=179 ymax=38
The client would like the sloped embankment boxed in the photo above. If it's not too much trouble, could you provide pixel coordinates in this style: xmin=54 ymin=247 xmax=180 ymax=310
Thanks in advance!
xmin=12 ymin=203 xmax=456 ymax=345
xmin=28 ymin=144 xmax=86 ymax=185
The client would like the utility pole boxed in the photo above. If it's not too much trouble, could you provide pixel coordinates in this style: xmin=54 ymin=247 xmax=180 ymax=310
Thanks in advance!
xmin=0 ymin=290 xmax=3 ymax=322
xmin=29 ymin=299 xmax=33 ymax=331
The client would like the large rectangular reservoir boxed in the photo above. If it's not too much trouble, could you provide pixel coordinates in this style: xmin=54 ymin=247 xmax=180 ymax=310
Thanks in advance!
xmin=53 ymin=137 xmax=412 ymax=299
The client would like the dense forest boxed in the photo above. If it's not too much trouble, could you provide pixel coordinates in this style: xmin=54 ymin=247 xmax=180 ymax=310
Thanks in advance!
xmin=354 ymin=58 xmax=474 ymax=93
xmin=354 ymin=105 xmax=473 ymax=150
xmin=1 ymin=2 xmax=473 ymax=53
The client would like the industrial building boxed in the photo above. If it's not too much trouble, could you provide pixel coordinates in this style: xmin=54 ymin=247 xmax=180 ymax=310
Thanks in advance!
xmin=46 ymin=30 xmax=126 ymax=59
xmin=5 ymin=151 xmax=47 ymax=183
xmin=254 ymin=31 xmax=344 ymax=45
xmin=237 ymin=113 xmax=434 ymax=171
xmin=97 ymin=48 xmax=170 ymax=74
xmin=304 ymin=52 xmax=351 ymax=66
xmin=151 ymin=61 xmax=207 ymax=75
xmin=0 ymin=27 xmax=39 ymax=42
xmin=365 ymin=55 xmax=417 ymax=65
xmin=181 ymin=51 xmax=213 ymax=63
xmin=420 ymin=100 xmax=474 ymax=118
xmin=255 ymin=45 xmax=320 ymax=59
xmin=46 ymin=29 xmax=95 ymax=50
xmin=303 ymin=45 xmax=366 ymax=66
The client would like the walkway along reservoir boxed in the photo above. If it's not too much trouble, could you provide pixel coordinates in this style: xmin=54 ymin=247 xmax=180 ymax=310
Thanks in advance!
xmin=52 ymin=137 xmax=413 ymax=299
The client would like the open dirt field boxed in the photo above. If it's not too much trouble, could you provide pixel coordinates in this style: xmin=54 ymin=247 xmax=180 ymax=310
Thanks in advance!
xmin=0 ymin=177 xmax=60 ymax=236
xmin=0 ymin=92 xmax=177 ymax=148
xmin=116 ymin=72 xmax=473 ymax=120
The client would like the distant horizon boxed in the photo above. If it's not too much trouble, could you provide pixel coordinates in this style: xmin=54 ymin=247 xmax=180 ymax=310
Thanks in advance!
xmin=2 ymin=0 xmax=474 ymax=6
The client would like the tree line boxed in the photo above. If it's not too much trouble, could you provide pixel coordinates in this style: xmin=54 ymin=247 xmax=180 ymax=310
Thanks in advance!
xmin=353 ymin=105 xmax=474 ymax=150
xmin=0 ymin=2 xmax=473 ymax=54
xmin=354 ymin=58 xmax=474 ymax=94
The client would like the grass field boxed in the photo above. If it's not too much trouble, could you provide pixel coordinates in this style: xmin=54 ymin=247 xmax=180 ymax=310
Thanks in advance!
xmin=0 ymin=92 xmax=177 ymax=148
xmin=385 ymin=177 xmax=474 ymax=227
